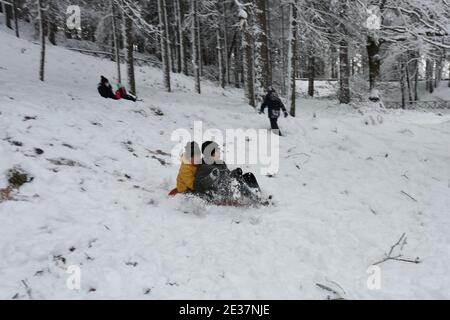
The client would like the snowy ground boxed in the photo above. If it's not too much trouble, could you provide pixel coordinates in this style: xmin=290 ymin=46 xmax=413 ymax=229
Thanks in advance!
xmin=1 ymin=29 xmax=450 ymax=300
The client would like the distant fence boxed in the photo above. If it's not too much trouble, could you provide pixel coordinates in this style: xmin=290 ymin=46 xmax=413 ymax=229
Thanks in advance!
xmin=66 ymin=48 xmax=161 ymax=68
xmin=383 ymin=100 xmax=450 ymax=109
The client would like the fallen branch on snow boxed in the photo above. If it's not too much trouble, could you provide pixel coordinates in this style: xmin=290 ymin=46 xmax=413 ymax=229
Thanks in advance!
xmin=315 ymin=283 xmax=345 ymax=300
xmin=151 ymin=156 xmax=168 ymax=166
xmin=373 ymin=233 xmax=421 ymax=266
xmin=21 ymin=280 xmax=33 ymax=299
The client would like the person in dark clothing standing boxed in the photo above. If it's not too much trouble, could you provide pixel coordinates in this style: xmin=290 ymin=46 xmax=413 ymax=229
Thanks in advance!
xmin=260 ymin=87 xmax=289 ymax=136
xmin=97 ymin=76 xmax=137 ymax=102
xmin=194 ymin=141 xmax=261 ymax=204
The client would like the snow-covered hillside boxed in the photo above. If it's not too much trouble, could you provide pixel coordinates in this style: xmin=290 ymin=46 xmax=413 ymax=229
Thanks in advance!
xmin=1 ymin=30 xmax=450 ymax=300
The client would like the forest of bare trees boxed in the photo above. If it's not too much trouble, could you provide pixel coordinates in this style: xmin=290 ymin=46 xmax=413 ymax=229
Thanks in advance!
xmin=2 ymin=0 xmax=450 ymax=111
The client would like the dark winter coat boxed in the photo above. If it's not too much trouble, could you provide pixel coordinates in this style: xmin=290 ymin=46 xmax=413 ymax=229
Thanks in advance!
xmin=260 ymin=94 xmax=287 ymax=119
xmin=98 ymin=82 xmax=119 ymax=100
xmin=194 ymin=159 xmax=230 ymax=195
xmin=194 ymin=158 xmax=264 ymax=205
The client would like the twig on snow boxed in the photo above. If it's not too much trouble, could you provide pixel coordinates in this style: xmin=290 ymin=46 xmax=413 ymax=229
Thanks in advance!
xmin=21 ymin=280 xmax=33 ymax=299
xmin=315 ymin=283 xmax=345 ymax=300
xmin=285 ymin=152 xmax=311 ymax=165
xmin=145 ymin=148 xmax=171 ymax=157
xmin=373 ymin=233 xmax=421 ymax=266
xmin=325 ymin=278 xmax=346 ymax=296
xmin=151 ymin=155 xmax=168 ymax=166
xmin=400 ymin=190 xmax=418 ymax=202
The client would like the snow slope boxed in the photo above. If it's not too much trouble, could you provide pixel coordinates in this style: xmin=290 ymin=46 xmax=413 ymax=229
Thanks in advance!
xmin=1 ymin=29 xmax=450 ymax=300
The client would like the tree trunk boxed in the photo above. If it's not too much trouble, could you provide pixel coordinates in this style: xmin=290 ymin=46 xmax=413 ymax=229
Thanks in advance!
xmin=241 ymin=9 xmax=255 ymax=107
xmin=125 ymin=15 xmax=136 ymax=96
xmin=174 ymin=0 xmax=182 ymax=73
xmin=255 ymin=0 xmax=270 ymax=99
xmin=169 ymin=24 xmax=177 ymax=73
xmin=287 ymin=1 xmax=298 ymax=116
xmin=12 ymin=0 xmax=19 ymax=37
xmin=160 ymin=0 xmax=172 ymax=73
xmin=165 ymin=1 xmax=175 ymax=74
xmin=110 ymin=36 xmax=115 ymax=61
xmin=367 ymin=36 xmax=380 ymax=100
xmin=308 ymin=47 xmax=315 ymax=97
xmin=46 ymin=1 xmax=57 ymax=46
xmin=38 ymin=0 xmax=45 ymax=82
xmin=222 ymin=1 xmax=230 ymax=85
xmin=339 ymin=39 xmax=350 ymax=104
xmin=5 ymin=0 xmax=12 ymax=29
xmin=233 ymin=35 xmax=241 ymax=88
xmin=425 ymin=59 xmax=433 ymax=94
xmin=366 ymin=0 xmax=386 ymax=100
xmin=435 ymin=53 xmax=443 ymax=88
xmin=196 ymin=12 xmax=203 ymax=77
xmin=174 ymin=19 xmax=181 ymax=74
xmin=414 ymin=62 xmax=419 ymax=101
xmin=216 ymin=21 xmax=225 ymax=89
xmin=405 ymin=60 xmax=412 ymax=105
xmin=158 ymin=0 xmax=171 ymax=92
xmin=244 ymin=29 xmax=255 ymax=107
xmin=413 ymin=51 xmax=419 ymax=101
xmin=111 ymin=0 xmax=122 ymax=84
xmin=265 ymin=0 xmax=273 ymax=86
xmin=48 ymin=21 xmax=57 ymax=45
xmin=280 ymin=3 xmax=286 ymax=95
xmin=400 ymin=62 xmax=406 ymax=109
xmin=176 ymin=0 xmax=188 ymax=76
xmin=331 ymin=45 xmax=338 ymax=79
xmin=191 ymin=0 xmax=201 ymax=94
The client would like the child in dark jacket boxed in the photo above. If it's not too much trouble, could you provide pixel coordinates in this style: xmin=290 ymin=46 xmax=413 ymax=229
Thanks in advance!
xmin=194 ymin=141 xmax=260 ymax=204
xmin=260 ymin=87 xmax=288 ymax=136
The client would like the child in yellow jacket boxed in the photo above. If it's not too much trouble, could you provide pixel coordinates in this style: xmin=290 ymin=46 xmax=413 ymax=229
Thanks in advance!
xmin=176 ymin=142 xmax=202 ymax=193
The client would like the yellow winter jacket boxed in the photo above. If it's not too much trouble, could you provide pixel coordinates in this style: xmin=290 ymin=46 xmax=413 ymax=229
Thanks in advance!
xmin=176 ymin=154 xmax=198 ymax=193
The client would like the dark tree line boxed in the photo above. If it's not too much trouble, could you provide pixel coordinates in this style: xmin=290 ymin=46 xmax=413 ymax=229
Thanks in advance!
xmin=2 ymin=0 xmax=450 ymax=110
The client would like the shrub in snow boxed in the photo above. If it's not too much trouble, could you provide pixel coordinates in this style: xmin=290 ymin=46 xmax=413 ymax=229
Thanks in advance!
xmin=7 ymin=167 xmax=33 ymax=189
xmin=0 ymin=165 xmax=32 ymax=202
